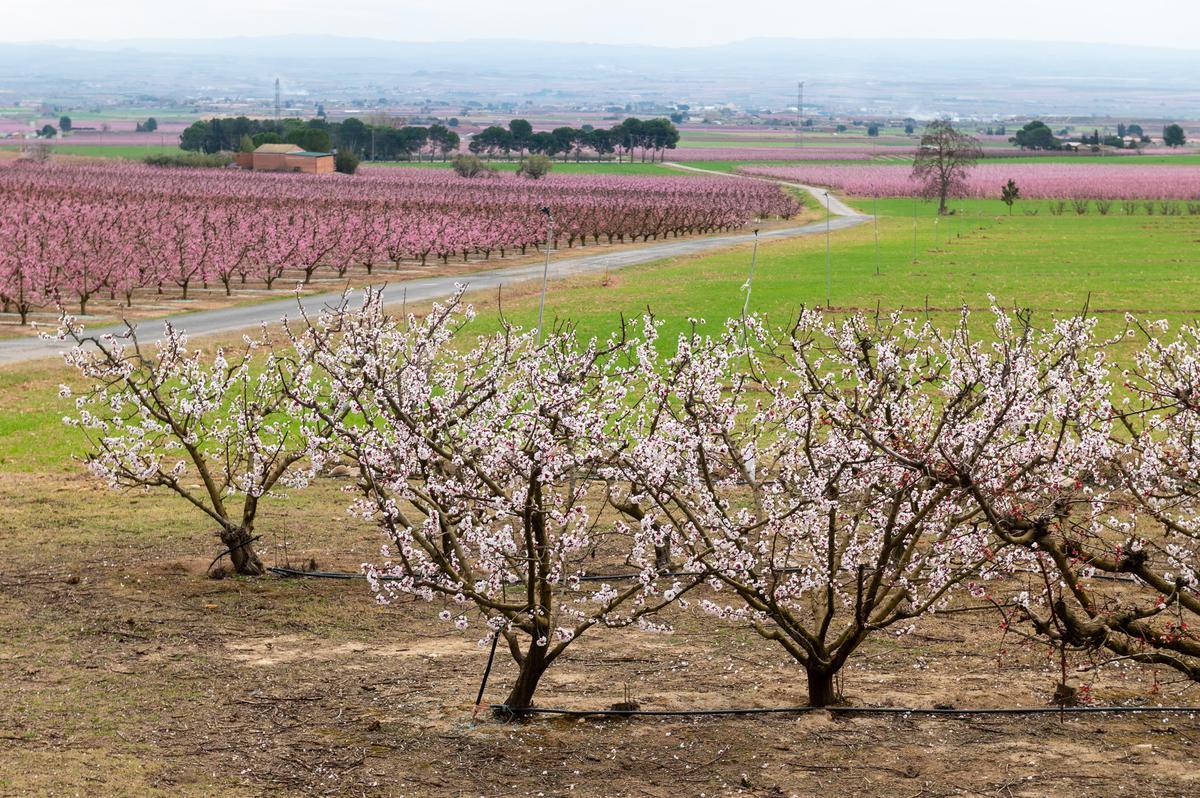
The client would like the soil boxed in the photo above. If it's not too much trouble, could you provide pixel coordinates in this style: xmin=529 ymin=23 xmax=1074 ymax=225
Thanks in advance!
xmin=1 ymin=472 xmax=1198 ymax=797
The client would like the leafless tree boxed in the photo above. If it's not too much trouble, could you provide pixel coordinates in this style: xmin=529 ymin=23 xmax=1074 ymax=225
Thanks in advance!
xmin=912 ymin=119 xmax=982 ymax=215
xmin=18 ymin=140 xmax=51 ymax=163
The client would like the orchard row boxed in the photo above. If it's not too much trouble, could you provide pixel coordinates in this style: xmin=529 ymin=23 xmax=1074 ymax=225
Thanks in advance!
xmin=0 ymin=161 xmax=801 ymax=321
xmin=61 ymin=295 xmax=1200 ymax=708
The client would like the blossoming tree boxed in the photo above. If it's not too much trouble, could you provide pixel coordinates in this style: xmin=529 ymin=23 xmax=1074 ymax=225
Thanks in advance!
xmin=608 ymin=306 xmax=1112 ymax=705
xmin=59 ymin=318 xmax=319 ymax=575
xmin=997 ymin=317 xmax=1200 ymax=681
xmin=282 ymin=289 xmax=699 ymax=710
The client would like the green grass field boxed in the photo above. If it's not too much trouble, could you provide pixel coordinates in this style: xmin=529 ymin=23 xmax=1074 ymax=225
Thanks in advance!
xmin=5 ymin=195 xmax=1197 ymax=473
xmin=457 ymin=197 xmax=1200 ymax=346
xmin=0 ymin=143 xmax=183 ymax=159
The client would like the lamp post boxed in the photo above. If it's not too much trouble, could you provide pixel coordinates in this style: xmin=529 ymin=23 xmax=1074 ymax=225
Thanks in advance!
xmin=824 ymin=192 xmax=832 ymax=309
xmin=536 ymin=206 xmax=553 ymax=342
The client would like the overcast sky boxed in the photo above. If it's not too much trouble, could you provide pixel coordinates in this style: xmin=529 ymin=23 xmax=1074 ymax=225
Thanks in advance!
xmin=5 ymin=0 xmax=1199 ymax=50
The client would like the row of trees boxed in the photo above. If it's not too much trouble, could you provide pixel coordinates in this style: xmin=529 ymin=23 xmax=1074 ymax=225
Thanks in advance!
xmin=0 ymin=161 xmax=799 ymax=321
xmin=181 ymin=117 xmax=338 ymax=154
xmin=468 ymin=118 xmax=680 ymax=163
xmin=59 ymin=295 xmax=1200 ymax=709
xmin=1011 ymin=120 xmax=1185 ymax=150
xmin=179 ymin=115 xmax=680 ymax=163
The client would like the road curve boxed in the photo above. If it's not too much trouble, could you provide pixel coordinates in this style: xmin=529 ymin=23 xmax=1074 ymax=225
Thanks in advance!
xmin=0 ymin=180 xmax=869 ymax=367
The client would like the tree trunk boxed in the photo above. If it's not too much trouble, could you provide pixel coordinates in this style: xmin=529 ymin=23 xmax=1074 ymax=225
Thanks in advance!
xmin=655 ymin=540 xmax=672 ymax=572
xmin=219 ymin=525 xmax=265 ymax=576
xmin=501 ymin=635 xmax=550 ymax=712
xmin=806 ymin=665 xmax=837 ymax=707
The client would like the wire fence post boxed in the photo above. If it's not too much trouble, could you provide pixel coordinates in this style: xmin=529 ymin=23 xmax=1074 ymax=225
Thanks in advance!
xmin=741 ymin=229 xmax=760 ymax=321
xmin=912 ymin=195 xmax=918 ymax=261
xmin=873 ymin=196 xmax=880 ymax=275
xmin=824 ymin=192 xmax=832 ymax=308
xmin=536 ymin=207 xmax=553 ymax=342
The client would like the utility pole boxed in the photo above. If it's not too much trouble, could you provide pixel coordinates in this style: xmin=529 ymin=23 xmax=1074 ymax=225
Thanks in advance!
xmin=274 ymin=78 xmax=281 ymax=128
xmin=796 ymin=81 xmax=805 ymax=147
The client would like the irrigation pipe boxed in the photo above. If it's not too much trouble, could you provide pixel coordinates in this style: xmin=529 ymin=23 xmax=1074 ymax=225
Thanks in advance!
xmin=264 ymin=568 xmax=1198 ymax=720
xmin=489 ymin=704 xmax=1200 ymax=719
xmin=268 ymin=565 xmax=708 ymax=583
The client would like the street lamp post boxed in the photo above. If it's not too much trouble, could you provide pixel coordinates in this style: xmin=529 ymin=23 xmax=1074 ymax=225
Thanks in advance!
xmin=536 ymin=206 xmax=553 ymax=342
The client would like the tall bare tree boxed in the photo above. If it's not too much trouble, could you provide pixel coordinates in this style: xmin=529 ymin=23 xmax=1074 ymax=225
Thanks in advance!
xmin=912 ymin=119 xmax=982 ymax=215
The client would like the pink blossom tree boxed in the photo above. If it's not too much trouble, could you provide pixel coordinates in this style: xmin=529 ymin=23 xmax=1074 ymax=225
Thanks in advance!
xmin=997 ymin=316 xmax=1200 ymax=682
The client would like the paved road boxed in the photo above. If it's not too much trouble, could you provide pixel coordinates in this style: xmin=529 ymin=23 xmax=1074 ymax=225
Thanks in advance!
xmin=0 ymin=180 xmax=868 ymax=366
xmin=662 ymin=162 xmax=863 ymax=217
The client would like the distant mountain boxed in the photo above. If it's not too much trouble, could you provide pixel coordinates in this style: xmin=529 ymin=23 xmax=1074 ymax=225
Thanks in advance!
xmin=2 ymin=36 xmax=1199 ymax=116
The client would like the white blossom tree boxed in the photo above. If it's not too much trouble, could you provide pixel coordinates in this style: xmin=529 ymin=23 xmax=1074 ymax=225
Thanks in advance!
xmin=281 ymin=289 xmax=700 ymax=711
xmin=608 ymin=306 xmax=1111 ymax=705
xmin=59 ymin=317 xmax=319 ymax=575
xmin=998 ymin=317 xmax=1200 ymax=682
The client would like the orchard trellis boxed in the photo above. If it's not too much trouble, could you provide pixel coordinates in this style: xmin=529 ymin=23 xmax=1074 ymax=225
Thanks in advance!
xmin=0 ymin=161 xmax=800 ymax=323
xmin=58 ymin=296 xmax=1200 ymax=710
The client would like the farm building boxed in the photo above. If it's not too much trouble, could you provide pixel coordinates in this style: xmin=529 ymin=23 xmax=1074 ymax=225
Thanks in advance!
xmin=236 ymin=143 xmax=335 ymax=174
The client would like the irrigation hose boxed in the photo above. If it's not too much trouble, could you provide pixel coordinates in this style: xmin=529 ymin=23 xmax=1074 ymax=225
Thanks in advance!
xmin=265 ymin=569 xmax=1199 ymax=721
xmin=489 ymin=704 xmax=1200 ymax=719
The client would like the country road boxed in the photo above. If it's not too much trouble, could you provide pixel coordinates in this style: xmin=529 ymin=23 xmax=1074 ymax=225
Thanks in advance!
xmin=0 ymin=180 xmax=867 ymax=366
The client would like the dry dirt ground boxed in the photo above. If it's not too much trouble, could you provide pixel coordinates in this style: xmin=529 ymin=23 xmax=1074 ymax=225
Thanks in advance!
xmin=2 ymin=471 xmax=1199 ymax=797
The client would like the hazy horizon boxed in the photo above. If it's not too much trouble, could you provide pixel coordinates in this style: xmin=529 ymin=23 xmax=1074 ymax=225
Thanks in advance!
xmin=4 ymin=0 xmax=1199 ymax=51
